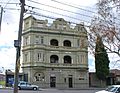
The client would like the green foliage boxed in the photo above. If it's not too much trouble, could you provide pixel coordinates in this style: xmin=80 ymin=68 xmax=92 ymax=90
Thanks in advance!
xmin=0 ymin=80 xmax=5 ymax=86
xmin=95 ymin=36 xmax=110 ymax=80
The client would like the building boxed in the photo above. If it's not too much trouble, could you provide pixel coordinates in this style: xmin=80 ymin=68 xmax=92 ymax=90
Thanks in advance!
xmin=5 ymin=70 xmax=27 ymax=87
xmin=0 ymin=73 xmax=5 ymax=86
xmin=89 ymin=72 xmax=106 ymax=87
xmin=89 ymin=69 xmax=120 ymax=87
xmin=110 ymin=69 xmax=120 ymax=84
xmin=22 ymin=16 xmax=89 ymax=89
xmin=0 ymin=74 xmax=5 ymax=81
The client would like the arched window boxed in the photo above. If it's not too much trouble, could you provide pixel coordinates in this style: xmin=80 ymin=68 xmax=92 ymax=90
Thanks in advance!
xmin=50 ymin=39 xmax=58 ymax=46
xmin=50 ymin=55 xmax=59 ymax=63
xmin=34 ymin=72 xmax=45 ymax=81
xmin=63 ymin=40 xmax=71 ymax=47
xmin=64 ymin=55 xmax=71 ymax=64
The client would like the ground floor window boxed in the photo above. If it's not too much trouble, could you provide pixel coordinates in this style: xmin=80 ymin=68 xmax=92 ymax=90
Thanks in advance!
xmin=34 ymin=72 xmax=44 ymax=81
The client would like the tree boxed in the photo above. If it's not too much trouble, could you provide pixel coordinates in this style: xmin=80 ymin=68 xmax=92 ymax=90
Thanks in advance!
xmin=95 ymin=36 xmax=110 ymax=80
xmin=89 ymin=0 xmax=120 ymax=68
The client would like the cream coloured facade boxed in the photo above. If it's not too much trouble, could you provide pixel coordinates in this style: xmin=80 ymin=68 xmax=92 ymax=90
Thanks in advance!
xmin=22 ymin=16 xmax=89 ymax=89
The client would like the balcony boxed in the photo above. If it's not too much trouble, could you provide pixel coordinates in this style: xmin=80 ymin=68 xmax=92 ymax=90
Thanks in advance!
xmin=22 ymin=62 xmax=88 ymax=69
xmin=22 ymin=44 xmax=87 ymax=52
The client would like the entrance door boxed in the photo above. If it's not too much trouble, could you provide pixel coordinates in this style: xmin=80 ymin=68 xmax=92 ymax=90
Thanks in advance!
xmin=68 ymin=77 xmax=73 ymax=88
xmin=50 ymin=77 xmax=56 ymax=88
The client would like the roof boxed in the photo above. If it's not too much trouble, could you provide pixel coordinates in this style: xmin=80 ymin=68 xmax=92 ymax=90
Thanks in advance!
xmin=0 ymin=74 xmax=5 ymax=76
xmin=24 ymin=15 xmax=36 ymax=21
xmin=110 ymin=69 xmax=120 ymax=76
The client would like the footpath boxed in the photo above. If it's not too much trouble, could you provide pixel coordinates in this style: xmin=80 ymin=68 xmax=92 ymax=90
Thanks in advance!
xmin=0 ymin=84 xmax=105 ymax=91
xmin=58 ymin=87 xmax=105 ymax=90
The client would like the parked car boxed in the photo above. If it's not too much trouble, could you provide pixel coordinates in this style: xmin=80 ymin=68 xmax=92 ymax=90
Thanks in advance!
xmin=95 ymin=85 xmax=120 ymax=93
xmin=18 ymin=81 xmax=39 ymax=90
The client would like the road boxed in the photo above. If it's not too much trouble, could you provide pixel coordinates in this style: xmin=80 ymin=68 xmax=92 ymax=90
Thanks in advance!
xmin=0 ymin=88 xmax=102 ymax=93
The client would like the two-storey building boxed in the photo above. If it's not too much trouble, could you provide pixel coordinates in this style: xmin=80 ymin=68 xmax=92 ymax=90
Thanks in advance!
xmin=22 ymin=16 xmax=89 ymax=89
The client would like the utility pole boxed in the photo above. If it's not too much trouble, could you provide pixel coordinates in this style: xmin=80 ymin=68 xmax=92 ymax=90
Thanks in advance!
xmin=0 ymin=6 xmax=3 ymax=32
xmin=14 ymin=0 xmax=25 ymax=93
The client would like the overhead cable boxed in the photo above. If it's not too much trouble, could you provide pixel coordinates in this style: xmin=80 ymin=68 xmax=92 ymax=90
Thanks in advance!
xmin=3 ymin=8 xmax=20 ymax=10
xmin=27 ymin=0 xmax=120 ymax=22
xmin=28 ymin=10 xmax=90 ymax=28
xmin=26 ymin=5 xmax=91 ymax=24
xmin=3 ymin=0 xmax=12 ymax=8
xmin=51 ymin=0 xmax=120 ymax=21
xmin=0 ymin=2 xmax=19 ymax=5
xmin=51 ymin=0 xmax=96 ymax=14
xmin=27 ymin=0 xmax=95 ymax=19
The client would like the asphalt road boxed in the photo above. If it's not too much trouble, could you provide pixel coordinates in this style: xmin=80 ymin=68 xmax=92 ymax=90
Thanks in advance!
xmin=0 ymin=88 xmax=102 ymax=93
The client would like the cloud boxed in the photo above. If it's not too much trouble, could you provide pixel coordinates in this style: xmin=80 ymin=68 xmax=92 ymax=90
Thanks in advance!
xmin=0 ymin=0 xmax=19 ymax=70
xmin=0 ymin=47 xmax=16 ymax=69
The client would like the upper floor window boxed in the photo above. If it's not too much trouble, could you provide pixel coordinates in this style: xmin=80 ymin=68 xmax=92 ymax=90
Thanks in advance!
xmin=55 ymin=24 xmax=57 ymax=29
xmin=58 ymin=24 xmax=63 ymax=30
xmin=25 ymin=53 xmax=28 ymax=62
xmin=43 ymin=54 xmax=45 ymax=61
xmin=35 ymin=36 xmax=44 ymax=44
xmin=41 ymin=36 xmax=44 ymax=44
xmin=50 ymin=55 xmax=59 ymax=63
xmin=80 ymin=38 xmax=87 ymax=48
xmin=24 ymin=21 xmax=29 ymax=29
xmin=80 ymin=55 xmax=86 ymax=64
xmin=64 ymin=55 xmax=72 ymax=64
xmin=77 ymin=39 xmax=80 ymax=47
xmin=35 ymin=36 xmax=39 ymax=44
xmin=25 ymin=36 xmax=29 ymax=45
xmin=63 ymin=40 xmax=71 ymax=47
xmin=37 ymin=53 xmax=41 ymax=61
xmin=50 ymin=39 xmax=58 ymax=46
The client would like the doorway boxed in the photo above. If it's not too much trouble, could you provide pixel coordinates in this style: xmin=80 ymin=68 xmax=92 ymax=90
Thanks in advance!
xmin=68 ymin=77 xmax=73 ymax=88
xmin=50 ymin=76 xmax=56 ymax=88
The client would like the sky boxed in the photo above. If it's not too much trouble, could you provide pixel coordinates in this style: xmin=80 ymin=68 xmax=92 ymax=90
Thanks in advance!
xmin=0 ymin=0 xmax=119 ymax=73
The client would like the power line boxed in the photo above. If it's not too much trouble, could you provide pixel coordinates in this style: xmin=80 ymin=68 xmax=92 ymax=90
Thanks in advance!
xmin=51 ymin=0 xmax=96 ymax=14
xmin=27 ymin=9 xmax=120 ymax=30
xmin=2 ymin=0 xmax=119 ymax=28
xmin=27 ymin=12 xmax=74 ymax=28
xmin=51 ymin=0 xmax=120 ymax=21
xmin=2 ymin=0 xmax=91 ymax=24
xmin=3 ymin=8 xmax=20 ymax=10
xmin=0 ymin=2 xmax=19 ymax=5
xmin=3 ymin=0 xmax=12 ymax=9
xmin=26 ymin=5 xmax=120 ymax=27
xmin=0 ymin=1 xmax=20 ymax=12
xmin=27 ymin=10 xmax=90 ymax=28
xmin=27 ymin=0 xmax=120 ymax=24
xmin=61 ymin=0 xmax=97 ymax=10
xmin=0 ymin=6 xmax=3 ymax=32
xmin=27 ymin=0 xmax=95 ymax=19
xmin=26 ymin=5 xmax=91 ymax=24
xmin=2 ymin=0 xmax=119 ymax=25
